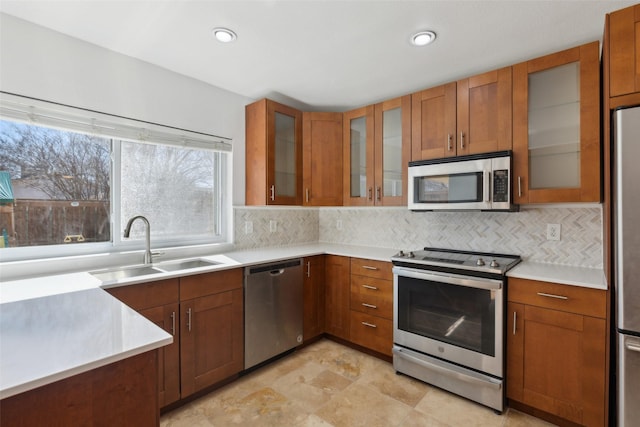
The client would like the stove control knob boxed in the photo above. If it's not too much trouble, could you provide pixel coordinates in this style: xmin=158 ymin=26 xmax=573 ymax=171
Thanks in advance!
xmin=407 ymin=251 xmax=415 ymax=258
xmin=490 ymin=259 xmax=500 ymax=268
xmin=397 ymin=250 xmax=405 ymax=257
xmin=476 ymin=258 xmax=486 ymax=266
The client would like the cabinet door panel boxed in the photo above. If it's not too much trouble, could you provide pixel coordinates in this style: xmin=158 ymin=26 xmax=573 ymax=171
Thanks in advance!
xmin=140 ymin=304 xmax=180 ymax=407
xmin=508 ymin=302 xmax=606 ymax=426
xmin=180 ymin=288 xmax=243 ymax=396
xmin=343 ymin=106 xmax=375 ymax=206
xmin=303 ymin=113 xmax=343 ymax=206
xmin=411 ymin=82 xmax=457 ymax=160
xmin=303 ymin=256 xmax=325 ymax=341
xmin=609 ymin=5 xmax=640 ymax=97
xmin=458 ymin=67 xmax=512 ymax=156
xmin=325 ymin=255 xmax=351 ymax=340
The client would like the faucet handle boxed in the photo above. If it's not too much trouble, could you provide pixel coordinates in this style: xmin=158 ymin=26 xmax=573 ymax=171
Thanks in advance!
xmin=151 ymin=251 xmax=165 ymax=259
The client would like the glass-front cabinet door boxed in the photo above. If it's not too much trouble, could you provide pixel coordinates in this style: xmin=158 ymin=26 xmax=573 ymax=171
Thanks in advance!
xmin=375 ymin=95 xmax=411 ymax=205
xmin=267 ymin=101 xmax=302 ymax=205
xmin=343 ymin=106 xmax=374 ymax=206
xmin=513 ymin=41 xmax=600 ymax=204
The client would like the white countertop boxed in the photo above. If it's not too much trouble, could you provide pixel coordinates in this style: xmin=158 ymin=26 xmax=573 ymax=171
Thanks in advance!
xmin=0 ymin=285 xmax=172 ymax=399
xmin=0 ymin=242 xmax=605 ymax=399
xmin=507 ymin=261 xmax=607 ymax=290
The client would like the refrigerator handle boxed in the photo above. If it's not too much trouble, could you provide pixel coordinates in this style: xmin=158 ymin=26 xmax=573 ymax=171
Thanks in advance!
xmin=626 ymin=341 xmax=640 ymax=353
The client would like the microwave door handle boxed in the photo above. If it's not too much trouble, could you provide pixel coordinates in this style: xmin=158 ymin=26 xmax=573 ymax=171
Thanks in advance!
xmin=484 ymin=171 xmax=491 ymax=203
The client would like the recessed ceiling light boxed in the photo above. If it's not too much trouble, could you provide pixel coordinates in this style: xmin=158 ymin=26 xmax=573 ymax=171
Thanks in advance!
xmin=411 ymin=30 xmax=436 ymax=46
xmin=212 ymin=27 xmax=237 ymax=43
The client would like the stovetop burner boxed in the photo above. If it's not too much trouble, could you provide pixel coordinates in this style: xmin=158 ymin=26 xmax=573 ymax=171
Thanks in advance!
xmin=392 ymin=247 xmax=521 ymax=276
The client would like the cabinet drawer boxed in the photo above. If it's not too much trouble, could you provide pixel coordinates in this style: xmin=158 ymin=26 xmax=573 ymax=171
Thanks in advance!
xmin=350 ymin=275 xmax=392 ymax=319
xmin=350 ymin=311 xmax=393 ymax=356
xmin=508 ymin=278 xmax=606 ymax=319
xmin=350 ymin=258 xmax=392 ymax=280
xmin=107 ymin=278 xmax=179 ymax=310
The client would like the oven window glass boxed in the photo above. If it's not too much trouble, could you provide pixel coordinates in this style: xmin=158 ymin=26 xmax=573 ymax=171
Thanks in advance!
xmin=415 ymin=172 xmax=482 ymax=203
xmin=397 ymin=276 xmax=496 ymax=356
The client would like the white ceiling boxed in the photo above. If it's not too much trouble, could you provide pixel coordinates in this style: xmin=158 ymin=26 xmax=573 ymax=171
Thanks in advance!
xmin=1 ymin=0 xmax=636 ymax=112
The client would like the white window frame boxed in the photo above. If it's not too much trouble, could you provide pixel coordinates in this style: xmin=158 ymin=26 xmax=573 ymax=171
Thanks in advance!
xmin=0 ymin=92 xmax=233 ymax=263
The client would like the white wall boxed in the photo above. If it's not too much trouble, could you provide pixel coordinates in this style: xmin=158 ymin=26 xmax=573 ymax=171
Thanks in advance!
xmin=0 ymin=13 xmax=252 ymax=205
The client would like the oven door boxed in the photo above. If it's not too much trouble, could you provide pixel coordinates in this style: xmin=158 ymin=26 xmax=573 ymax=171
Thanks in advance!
xmin=393 ymin=266 xmax=504 ymax=377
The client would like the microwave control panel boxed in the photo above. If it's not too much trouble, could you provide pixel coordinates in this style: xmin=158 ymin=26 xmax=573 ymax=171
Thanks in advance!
xmin=493 ymin=170 xmax=509 ymax=202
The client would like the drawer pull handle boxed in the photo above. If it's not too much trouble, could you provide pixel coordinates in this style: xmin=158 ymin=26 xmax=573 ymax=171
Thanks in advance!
xmin=362 ymin=285 xmax=378 ymax=290
xmin=362 ymin=322 xmax=377 ymax=328
xmin=537 ymin=292 xmax=568 ymax=300
xmin=362 ymin=266 xmax=379 ymax=271
xmin=362 ymin=303 xmax=377 ymax=309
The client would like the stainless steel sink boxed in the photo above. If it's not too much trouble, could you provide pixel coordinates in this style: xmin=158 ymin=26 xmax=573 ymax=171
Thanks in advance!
xmin=90 ymin=265 xmax=163 ymax=282
xmin=156 ymin=259 xmax=220 ymax=272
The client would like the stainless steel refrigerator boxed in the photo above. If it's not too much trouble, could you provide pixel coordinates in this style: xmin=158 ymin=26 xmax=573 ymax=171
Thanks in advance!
xmin=613 ymin=105 xmax=640 ymax=427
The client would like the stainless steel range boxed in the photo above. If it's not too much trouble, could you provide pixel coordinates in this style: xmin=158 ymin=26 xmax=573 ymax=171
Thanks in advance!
xmin=391 ymin=248 xmax=520 ymax=413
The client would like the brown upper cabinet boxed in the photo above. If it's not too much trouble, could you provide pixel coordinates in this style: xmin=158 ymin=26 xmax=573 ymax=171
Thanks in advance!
xmin=246 ymin=99 xmax=303 ymax=205
xmin=512 ymin=41 xmax=600 ymax=204
xmin=411 ymin=68 xmax=512 ymax=161
xmin=302 ymin=112 xmax=343 ymax=206
xmin=608 ymin=4 xmax=640 ymax=99
xmin=343 ymin=96 xmax=411 ymax=206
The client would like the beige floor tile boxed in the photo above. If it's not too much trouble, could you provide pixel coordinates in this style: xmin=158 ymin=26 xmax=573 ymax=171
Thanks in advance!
xmin=314 ymin=382 xmax=413 ymax=427
xmin=356 ymin=363 xmax=430 ymax=407
xmin=414 ymin=386 xmax=504 ymax=427
xmin=160 ymin=339 xmax=557 ymax=427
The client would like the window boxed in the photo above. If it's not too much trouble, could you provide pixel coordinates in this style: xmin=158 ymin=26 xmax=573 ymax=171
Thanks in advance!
xmin=0 ymin=93 xmax=232 ymax=261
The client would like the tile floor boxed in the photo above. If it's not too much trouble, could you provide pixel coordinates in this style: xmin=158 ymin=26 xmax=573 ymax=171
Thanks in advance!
xmin=160 ymin=339 xmax=556 ymax=427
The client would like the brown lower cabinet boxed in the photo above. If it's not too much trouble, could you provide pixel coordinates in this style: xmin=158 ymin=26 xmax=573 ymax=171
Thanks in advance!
xmin=180 ymin=269 xmax=244 ymax=397
xmin=303 ymin=255 xmax=326 ymax=342
xmin=106 ymin=268 xmax=244 ymax=408
xmin=324 ymin=255 xmax=351 ymax=340
xmin=506 ymin=278 xmax=607 ymax=427
xmin=0 ymin=351 xmax=158 ymax=427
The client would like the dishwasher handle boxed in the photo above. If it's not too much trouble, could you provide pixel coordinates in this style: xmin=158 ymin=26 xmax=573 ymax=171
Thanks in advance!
xmin=269 ymin=269 xmax=285 ymax=276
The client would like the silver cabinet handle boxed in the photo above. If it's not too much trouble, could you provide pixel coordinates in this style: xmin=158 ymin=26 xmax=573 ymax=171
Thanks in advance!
xmin=362 ymin=265 xmax=379 ymax=271
xmin=171 ymin=311 xmax=176 ymax=336
xmin=512 ymin=311 xmax=517 ymax=335
xmin=187 ymin=308 xmax=192 ymax=332
xmin=537 ymin=292 xmax=568 ymax=300
xmin=447 ymin=133 xmax=452 ymax=151
xmin=460 ymin=131 xmax=465 ymax=149
xmin=517 ymin=176 xmax=522 ymax=198
xmin=368 ymin=187 xmax=373 ymax=200
xmin=362 ymin=322 xmax=377 ymax=328
xmin=306 ymin=261 xmax=311 ymax=278
xmin=362 ymin=303 xmax=377 ymax=309
xmin=362 ymin=285 xmax=378 ymax=290
xmin=305 ymin=188 xmax=310 ymax=203
xmin=376 ymin=186 xmax=381 ymax=201
xmin=270 ymin=185 xmax=275 ymax=201
xmin=626 ymin=342 xmax=640 ymax=353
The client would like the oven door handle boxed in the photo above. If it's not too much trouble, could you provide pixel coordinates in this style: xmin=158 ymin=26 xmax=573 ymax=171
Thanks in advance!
xmin=393 ymin=347 xmax=502 ymax=390
xmin=392 ymin=266 xmax=503 ymax=290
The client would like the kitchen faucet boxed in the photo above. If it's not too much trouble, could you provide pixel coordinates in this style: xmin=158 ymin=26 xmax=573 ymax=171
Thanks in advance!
xmin=123 ymin=215 xmax=154 ymax=265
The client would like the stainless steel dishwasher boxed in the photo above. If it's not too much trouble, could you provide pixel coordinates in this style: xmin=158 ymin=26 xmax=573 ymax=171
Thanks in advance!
xmin=244 ymin=258 xmax=303 ymax=369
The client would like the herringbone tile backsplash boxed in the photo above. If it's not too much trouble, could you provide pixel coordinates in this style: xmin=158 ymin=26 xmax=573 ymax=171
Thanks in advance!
xmin=234 ymin=205 xmax=603 ymax=268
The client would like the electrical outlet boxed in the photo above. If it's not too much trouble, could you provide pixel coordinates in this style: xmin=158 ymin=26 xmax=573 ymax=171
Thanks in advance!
xmin=269 ymin=220 xmax=277 ymax=233
xmin=546 ymin=223 xmax=561 ymax=241
xmin=336 ymin=220 xmax=343 ymax=230
xmin=244 ymin=221 xmax=253 ymax=234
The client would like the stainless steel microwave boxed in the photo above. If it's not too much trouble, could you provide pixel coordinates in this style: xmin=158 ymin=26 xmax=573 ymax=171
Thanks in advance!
xmin=408 ymin=151 xmax=517 ymax=211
